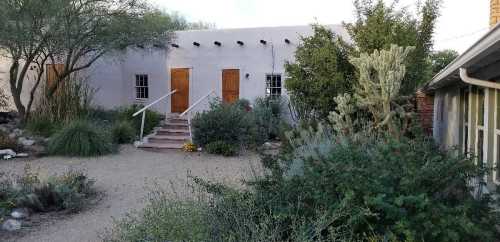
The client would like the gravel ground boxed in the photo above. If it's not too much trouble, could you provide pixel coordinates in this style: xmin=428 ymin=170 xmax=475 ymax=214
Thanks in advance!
xmin=0 ymin=146 xmax=261 ymax=242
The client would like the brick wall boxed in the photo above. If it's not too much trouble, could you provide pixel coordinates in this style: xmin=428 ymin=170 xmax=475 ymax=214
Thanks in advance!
xmin=416 ymin=90 xmax=434 ymax=135
xmin=492 ymin=0 xmax=500 ymax=27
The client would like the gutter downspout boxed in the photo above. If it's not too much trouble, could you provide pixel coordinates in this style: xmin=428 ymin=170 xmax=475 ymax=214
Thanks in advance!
xmin=460 ymin=68 xmax=500 ymax=89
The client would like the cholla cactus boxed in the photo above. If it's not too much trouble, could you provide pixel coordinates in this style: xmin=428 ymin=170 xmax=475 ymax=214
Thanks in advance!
xmin=328 ymin=93 xmax=356 ymax=136
xmin=350 ymin=45 xmax=414 ymax=137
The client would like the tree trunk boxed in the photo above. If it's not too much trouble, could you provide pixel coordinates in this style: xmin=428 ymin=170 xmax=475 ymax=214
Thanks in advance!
xmin=8 ymin=60 xmax=27 ymax=122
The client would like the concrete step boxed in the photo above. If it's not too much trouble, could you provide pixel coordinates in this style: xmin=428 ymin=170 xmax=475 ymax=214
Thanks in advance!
xmin=167 ymin=118 xmax=188 ymax=124
xmin=148 ymin=136 xmax=190 ymax=144
xmin=163 ymin=124 xmax=189 ymax=130
xmin=157 ymin=128 xmax=190 ymax=136
xmin=138 ymin=142 xmax=184 ymax=149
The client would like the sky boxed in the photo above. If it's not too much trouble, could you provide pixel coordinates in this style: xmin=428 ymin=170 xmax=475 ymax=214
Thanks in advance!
xmin=151 ymin=0 xmax=490 ymax=53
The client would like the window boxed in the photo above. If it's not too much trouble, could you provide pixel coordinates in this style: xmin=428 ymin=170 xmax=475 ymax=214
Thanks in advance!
xmin=135 ymin=74 xmax=149 ymax=99
xmin=266 ymin=74 xmax=282 ymax=97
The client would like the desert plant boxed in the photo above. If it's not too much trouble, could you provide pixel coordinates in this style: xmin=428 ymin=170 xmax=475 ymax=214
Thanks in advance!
xmin=0 ymin=166 xmax=95 ymax=215
xmin=103 ymin=188 xmax=209 ymax=242
xmin=350 ymin=45 xmax=415 ymax=138
xmin=48 ymin=120 xmax=115 ymax=157
xmin=31 ymin=76 xmax=95 ymax=124
xmin=205 ymin=141 xmax=238 ymax=157
xmin=111 ymin=121 xmax=135 ymax=144
xmin=191 ymin=98 xmax=257 ymax=150
xmin=252 ymin=96 xmax=286 ymax=143
xmin=26 ymin=117 xmax=60 ymax=137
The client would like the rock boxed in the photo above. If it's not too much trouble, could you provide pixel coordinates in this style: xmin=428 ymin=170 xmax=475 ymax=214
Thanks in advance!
xmin=2 ymin=219 xmax=21 ymax=231
xmin=263 ymin=142 xmax=273 ymax=149
xmin=18 ymin=137 xmax=35 ymax=146
xmin=0 ymin=149 xmax=16 ymax=157
xmin=11 ymin=208 xmax=29 ymax=219
xmin=133 ymin=141 xmax=143 ymax=148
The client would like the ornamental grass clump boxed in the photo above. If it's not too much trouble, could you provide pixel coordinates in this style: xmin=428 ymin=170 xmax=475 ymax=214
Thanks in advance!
xmin=111 ymin=121 xmax=135 ymax=144
xmin=48 ymin=120 xmax=115 ymax=157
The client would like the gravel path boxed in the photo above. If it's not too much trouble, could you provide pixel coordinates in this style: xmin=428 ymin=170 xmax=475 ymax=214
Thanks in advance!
xmin=0 ymin=146 xmax=261 ymax=242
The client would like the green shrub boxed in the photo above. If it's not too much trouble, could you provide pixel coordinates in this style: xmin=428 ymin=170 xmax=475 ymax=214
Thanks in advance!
xmin=48 ymin=120 xmax=115 ymax=157
xmin=205 ymin=141 xmax=238 ymax=156
xmin=252 ymin=96 xmax=286 ymax=143
xmin=111 ymin=121 xmax=135 ymax=144
xmin=117 ymin=105 xmax=161 ymax=136
xmin=26 ymin=117 xmax=60 ymax=137
xmin=244 ymin=132 xmax=500 ymax=241
xmin=103 ymin=189 xmax=209 ymax=242
xmin=192 ymin=99 xmax=257 ymax=150
xmin=0 ymin=166 xmax=95 ymax=215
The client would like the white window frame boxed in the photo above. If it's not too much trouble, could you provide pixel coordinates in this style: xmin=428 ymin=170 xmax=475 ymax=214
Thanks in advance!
xmin=494 ymin=90 xmax=500 ymax=184
xmin=475 ymin=87 xmax=487 ymax=167
xmin=135 ymin=74 xmax=149 ymax=100
xmin=265 ymin=74 xmax=282 ymax=97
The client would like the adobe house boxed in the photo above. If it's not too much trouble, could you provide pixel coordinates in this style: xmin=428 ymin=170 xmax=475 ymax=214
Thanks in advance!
xmin=424 ymin=0 xmax=500 ymax=188
xmin=0 ymin=25 xmax=349 ymax=148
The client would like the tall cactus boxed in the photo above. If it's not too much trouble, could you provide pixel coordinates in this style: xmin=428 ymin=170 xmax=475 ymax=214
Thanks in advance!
xmin=349 ymin=45 xmax=414 ymax=137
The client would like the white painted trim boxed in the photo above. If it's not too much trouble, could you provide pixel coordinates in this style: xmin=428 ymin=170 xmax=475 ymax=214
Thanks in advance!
xmin=494 ymin=90 xmax=500 ymax=184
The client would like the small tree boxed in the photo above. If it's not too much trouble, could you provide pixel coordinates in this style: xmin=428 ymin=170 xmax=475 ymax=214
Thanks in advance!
xmin=0 ymin=0 xmax=185 ymax=121
xmin=428 ymin=49 xmax=459 ymax=77
xmin=349 ymin=45 xmax=414 ymax=138
xmin=285 ymin=25 xmax=355 ymax=121
xmin=346 ymin=0 xmax=441 ymax=94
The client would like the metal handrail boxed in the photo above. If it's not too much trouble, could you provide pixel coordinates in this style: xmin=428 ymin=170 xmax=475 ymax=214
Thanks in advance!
xmin=179 ymin=90 xmax=216 ymax=117
xmin=132 ymin=89 xmax=178 ymax=141
xmin=179 ymin=90 xmax=216 ymax=141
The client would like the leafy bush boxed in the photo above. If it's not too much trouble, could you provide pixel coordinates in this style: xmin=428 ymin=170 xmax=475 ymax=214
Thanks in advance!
xmin=48 ymin=120 xmax=115 ymax=157
xmin=244 ymin=131 xmax=500 ymax=241
xmin=103 ymin=189 xmax=209 ymax=242
xmin=111 ymin=121 xmax=135 ymax=144
xmin=0 ymin=166 xmax=95 ymax=214
xmin=252 ymin=96 xmax=286 ymax=143
xmin=192 ymin=99 xmax=257 ymax=149
xmin=116 ymin=105 xmax=161 ymax=136
xmin=205 ymin=141 xmax=238 ymax=156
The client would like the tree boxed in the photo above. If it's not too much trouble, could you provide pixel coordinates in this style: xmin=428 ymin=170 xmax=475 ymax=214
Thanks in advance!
xmin=349 ymin=45 xmax=415 ymax=138
xmin=285 ymin=25 xmax=355 ymax=121
xmin=428 ymin=49 xmax=459 ymax=77
xmin=0 ymin=0 xmax=184 ymax=121
xmin=346 ymin=0 xmax=441 ymax=94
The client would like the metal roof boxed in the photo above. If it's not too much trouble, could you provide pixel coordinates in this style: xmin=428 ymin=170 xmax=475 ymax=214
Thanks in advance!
xmin=425 ymin=23 xmax=500 ymax=92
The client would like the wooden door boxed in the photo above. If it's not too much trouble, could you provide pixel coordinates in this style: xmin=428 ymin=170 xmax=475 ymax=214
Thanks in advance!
xmin=171 ymin=68 xmax=190 ymax=113
xmin=222 ymin=69 xmax=240 ymax=103
xmin=46 ymin=64 xmax=65 ymax=90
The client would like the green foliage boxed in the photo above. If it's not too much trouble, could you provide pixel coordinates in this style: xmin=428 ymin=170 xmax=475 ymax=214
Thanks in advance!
xmin=346 ymin=0 xmax=441 ymax=93
xmin=205 ymin=141 xmax=238 ymax=157
xmin=103 ymin=188 xmax=209 ymax=242
xmin=26 ymin=117 xmax=60 ymax=137
xmin=192 ymin=98 xmax=257 ymax=150
xmin=116 ymin=105 xmax=161 ymax=136
xmin=285 ymin=25 xmax=356 ymax=120
xmin=48 ymin=120 xmax=115 ymax=157
xmin=111 ymin=121 xmax=135 ymax=144
xmin=0 ymin=166 xmax=95 ymax=214
xmin=428 ymin=49 xmax=459 ymax=77
xmin=252 ymin=96 xmax=286 ymax=143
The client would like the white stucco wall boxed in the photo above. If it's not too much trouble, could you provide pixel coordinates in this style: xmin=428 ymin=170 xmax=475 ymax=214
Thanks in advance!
xmin=0 ymin=25 xmax=349 ymax=115
xmin=85 ymin=25 xmax=348 ymax=114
